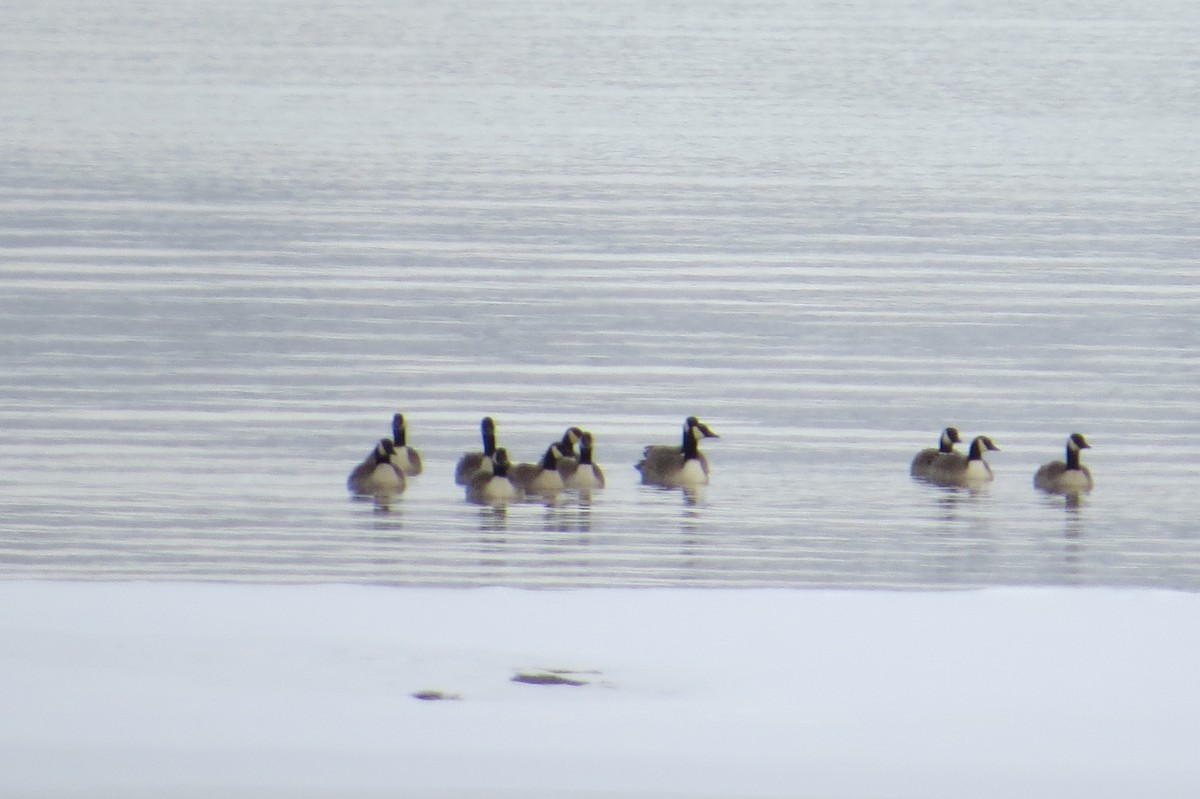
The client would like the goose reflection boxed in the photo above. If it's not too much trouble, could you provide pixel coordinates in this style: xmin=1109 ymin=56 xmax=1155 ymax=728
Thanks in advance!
xmin=639 ymin=482 xmax=708 ymax=507
xmin=1039 ymin=491 xmax=1088 ymax=515
xmin=921 ymin=482 xmax=989 ymax=522
xmin=367 ymin=501 xmax=405 ymax=529
xmin=542 ymin=501 xmax=592 ymax=537
xmin=476 ymin=504 xmax=509 ymax=536
xmin=351 ymin=491 xmax=403 ymax=514
xmin=1061 ymin=511 xmax=1085 ymax=581
xmin=567 ymin=488 xmax=600 ymax=507
xmin=1062 ymin=501 xmax=1085 ymax=536
xmin=1039 ymin=488 xmax=1089 ymax=534
xmin=542 ymin=501 xmax=594 ymax=536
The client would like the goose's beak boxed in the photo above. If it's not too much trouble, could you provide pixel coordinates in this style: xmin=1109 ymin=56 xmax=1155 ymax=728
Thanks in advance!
xmin=698 ymin=424 xmax=719 ymax=439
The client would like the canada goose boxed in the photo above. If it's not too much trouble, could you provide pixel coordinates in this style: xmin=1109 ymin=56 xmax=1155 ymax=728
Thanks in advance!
xmin=389 ymin=413 xmax=423 ymax=476
xmin=510 ymin=444 xmax=566 ymax=498
xmin=925 ymin=435 xmax=1000 ymax=488
xmin=910 ymin=427 xmax=962 ymax=478
xmin=636 ymin=417 xmax=719 ymax=488
xmin=1034 ymin=433 xmax=1094 ymax=495
xmin=466 ymin=448 xmax=522 ymax=505
xmin=455 ymin=416 xmax=498 ymax=485
xmin=564 ymin=431 xmax=605 ymax=491
xmin=347 ymin=439 xmax=406 ymax=496
xmin=554 ymin=426 xmax=586 ymax=480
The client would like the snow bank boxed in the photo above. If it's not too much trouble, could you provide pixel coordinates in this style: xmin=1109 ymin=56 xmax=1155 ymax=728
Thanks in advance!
xmin=1 ymin=582 xmax=1198 ymax=798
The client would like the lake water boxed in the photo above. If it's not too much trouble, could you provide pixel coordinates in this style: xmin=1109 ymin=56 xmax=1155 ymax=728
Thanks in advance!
xmin=2 ymin=0 xmax=1198 ymax=589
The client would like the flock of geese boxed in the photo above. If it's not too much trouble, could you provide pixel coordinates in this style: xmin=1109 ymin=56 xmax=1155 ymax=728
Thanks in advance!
xmin=910 ymin=427 xmax=1094 ymax=495
xmin=348 ymin=414 xmax=719 ymax=504
xmin=348 ymin=414 xmax=1094 ymax=505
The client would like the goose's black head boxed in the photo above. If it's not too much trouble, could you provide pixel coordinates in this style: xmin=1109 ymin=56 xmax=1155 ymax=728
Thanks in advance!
xmin=940 ymin=427 xmax=962 ymax=452
xmin=481 ymin=417 xmax=497 ymax=455
xmin=1066 ymin=433 xmax=1091 ymax=469
xmin=682 ymin=422 xmax=715 ymax=459
xmin=491 ymin=447 xmax=510 ymax=477
xmin=558 ymin=427 xmax=584 ymax=456
xmin=539 ymin=444 xmax=562 ymax=470
xmin=373 ymin=438 xmax=397 ymax=464
xmin=968 ymin=436 xmax=1000 ymax=459
xmin=683 ymin=416 xmax=719 ymax=438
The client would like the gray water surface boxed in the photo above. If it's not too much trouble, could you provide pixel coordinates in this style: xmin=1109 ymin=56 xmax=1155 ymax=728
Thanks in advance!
xmin=2 ymin=0 xmax=1198 ymax=588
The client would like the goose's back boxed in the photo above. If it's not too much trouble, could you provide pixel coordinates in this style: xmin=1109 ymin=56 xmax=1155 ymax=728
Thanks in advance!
xmin=910 ymin=447 xmax=940 ymax=477
xmin=455 ymin=452 xmax=490 ymax=485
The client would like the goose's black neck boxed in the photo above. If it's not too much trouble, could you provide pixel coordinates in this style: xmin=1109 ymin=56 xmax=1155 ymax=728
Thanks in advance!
xmin=682 ymin=430 xmax=700 ymax=460
xmin=540 ymin=447 xmax=559 ymax=470
xmin=1066 ymin=444 xmax=1082 ymax=470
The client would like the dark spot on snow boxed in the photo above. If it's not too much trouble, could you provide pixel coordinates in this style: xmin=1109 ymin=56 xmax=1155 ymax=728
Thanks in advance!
xmin=411 ymin=690 xmax=461 ymax=701
xmin=512 ymin=671 xmax=589 ymax=686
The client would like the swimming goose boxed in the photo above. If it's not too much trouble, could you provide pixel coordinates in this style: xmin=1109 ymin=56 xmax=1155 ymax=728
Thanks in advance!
xmin=1034 ymin=433 xmax=1094 ymax=495
xmin=564 ymin=431 xmax=605 ymax=491
xmin=466 ymin=448 xmax=522 ymax=505
xmin=389 ymin=413 xmax=423 ymax=476
xmin=347 ymin=439 xmax=406 ymax=496
xmin=455 ymin=416 xmax=498 ymax=485
xmin=910 ymin=427 xmax=962 ymax=478
xmin=636 ymin=417 xmax=720 ymax=488
xmin=553 ymin=426 xmax=586 ymax=480
xmin=925 ymin=435 xmax=1000 ymax=488
xmin=510 ymin=444 xmax=566 ymax=498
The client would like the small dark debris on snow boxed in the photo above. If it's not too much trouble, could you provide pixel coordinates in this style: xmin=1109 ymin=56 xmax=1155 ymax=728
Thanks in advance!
xmin=411 ymin=690 xmax=462 ymax=701
xmin=512 ymin=671 xmax=589 ymax=687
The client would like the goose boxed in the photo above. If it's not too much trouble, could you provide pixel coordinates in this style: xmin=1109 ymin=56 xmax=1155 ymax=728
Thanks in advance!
xmin=910 ymin=427 xmax=962 ymax=478
xmin=466 ymin=448 xmax=522 ymax=505
xmin=564 ymin=431 xmax=605 ymax=491
xmin=388 ymin=413 xmax=423 ymax=476
xmin=925 ymin=435 xmax=1000 ymax=488
xmin=636 ymin=416 xmax=719 ymax=488
xmin=1034 ymin=433 xmax=1094 ymax=495
xmin=553 ymin=426 xmax=586 ymax=480
xmin=347 ymin=439 xmax=406 ymax=496
xmin=455 ymin=416 xmax=498 ymax=485
xmin=510 ymin=444 xmax=566 ymax=498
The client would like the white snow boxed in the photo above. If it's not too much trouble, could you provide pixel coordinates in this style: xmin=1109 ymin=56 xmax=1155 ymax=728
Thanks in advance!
xmin=1 ymin=582 xmax=1198 ymax=798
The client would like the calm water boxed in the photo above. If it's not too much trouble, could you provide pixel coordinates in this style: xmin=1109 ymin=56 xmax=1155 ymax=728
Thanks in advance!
xmin=2 ymin=0 xmax=1198 ymax=589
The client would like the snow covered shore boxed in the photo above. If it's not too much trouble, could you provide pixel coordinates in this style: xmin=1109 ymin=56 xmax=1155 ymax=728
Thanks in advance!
xmin=2 ymin=582 xmax=1198 ymax=798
